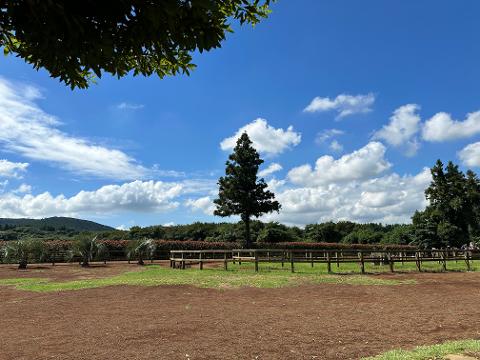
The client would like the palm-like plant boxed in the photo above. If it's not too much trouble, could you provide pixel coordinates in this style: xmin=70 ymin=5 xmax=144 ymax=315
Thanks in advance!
xmin=71 ymin=235 xmax=107 ymax=267
xmin=127 ymin=238 xmax=156 ymax=265
xmin=3 ymin=239 xmax=45 ymax=269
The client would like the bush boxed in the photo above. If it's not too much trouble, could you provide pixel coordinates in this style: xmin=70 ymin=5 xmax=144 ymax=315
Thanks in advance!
xmin=257 ymin=222 xmax=298 ymax=243
xmin=71 ymin=235 xmax=108 ymax=267
xmin=2 ymin=239 xmax=46 ymax=269
xmin=342 ymin=229 xmax=384 ymax=244
xmin=126 ymin=238 xmax=156 ymax=265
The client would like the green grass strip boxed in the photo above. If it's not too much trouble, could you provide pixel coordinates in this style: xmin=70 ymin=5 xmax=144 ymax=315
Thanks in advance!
xmin=363 ymin=339 xmax=480 ymax=360
xmin=0 ymin=264 xmax=415 ymax=292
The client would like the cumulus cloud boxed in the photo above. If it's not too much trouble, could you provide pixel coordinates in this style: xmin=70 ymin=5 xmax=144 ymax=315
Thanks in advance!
xmin=303 ymin=93 xmax=375 ymax=119
xmin=0 ymin=77 xmax=147 ymax=180
xmin=373 ymin=104 xmax=421 ymax=156
xmin=422 ymin=111 xmax=480 ymax=142
xmin=287 ymin=142 xmax=391 ymax=186
xmin=13 ymin=184 xmax=32 ymax=194
xmin=265 ymin=168 xmax=431 ymax=226
xmin=220 ymin=118 xmax=301 ymax=156
xmin=185 ymin=196 xmax=216 ymax=215
xmin=266 ymin=178 xmax=286 ymax=193
xmin=459 ymin=142 xmax=480 ymax=167
xmin=0 ymin=159 xmax=29 ymax=178
xmin=0 ymin=180 xmax=183 ymax=218
xmin=258 ymin=163 xmax=283 ymax=177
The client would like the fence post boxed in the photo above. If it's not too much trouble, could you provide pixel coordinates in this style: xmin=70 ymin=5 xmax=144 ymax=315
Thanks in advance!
xmin=465 ymin=250 xmax=470 ymax=271
xmin=254 ymin=250 xmax=259 ymax=272
xmin=311 ymin=251 xmax=314 ymax=268
xmin=415 ymin=251 xmax=421 ymax=272
xmin=388 ymin=252 xmax=394 ymax=273
xmin=224 ymin=251 xmax=228 ymax=271
xmin=336 ymin=251 xmax=339 ymax=268
xmin=326 ymin=251 xmax=331 ymax=273
xmin=181 ymin=252 xmax=185 ymax=270
xmin=359 ymin=252 xmax=365 ymax=274
xmin=290 ymin=250 xmax=295 ymax=273
xmin=199 ymin=252 xmax=203 ymax=270
xmin=281 ymin=251 xmax=285 ymax=268
xmin=442 ymin=249 xmax=447 ymax=271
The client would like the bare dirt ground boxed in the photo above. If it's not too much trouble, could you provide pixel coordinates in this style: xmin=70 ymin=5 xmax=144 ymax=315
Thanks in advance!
xmin=1 ymin=263 xmax=480 ymax=360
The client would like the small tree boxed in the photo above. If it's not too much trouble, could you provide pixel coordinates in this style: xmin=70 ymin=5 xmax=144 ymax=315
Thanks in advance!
xmin=214 ymin=133 xmax=280 ymax=247
xmin=3 ymin=239 xmax=45 ymax=269
xmin=126 ymin=238 xmax=156 ymax=265
xmin=71 ymin=235 xmax=107 ymax=267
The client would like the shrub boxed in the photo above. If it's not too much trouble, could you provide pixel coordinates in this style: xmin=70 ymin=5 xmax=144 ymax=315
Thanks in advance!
xmin=126 ymin=238 xmax=156 ymax=265
xmin=71 ymin=235 xmax=108 ymax=267
xmin=2 ymin=239 xmax=46 ymax=269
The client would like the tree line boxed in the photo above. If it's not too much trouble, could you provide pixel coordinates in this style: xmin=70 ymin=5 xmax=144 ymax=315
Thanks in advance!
xmin=413 ymin=160 xmax=480 ymax=249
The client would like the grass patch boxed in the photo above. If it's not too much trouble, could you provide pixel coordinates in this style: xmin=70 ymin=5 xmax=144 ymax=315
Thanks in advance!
xmin=0 ymin=263 xmax=415 ymax=292
xmin=363 ymin=339 xmax=480 ymax=360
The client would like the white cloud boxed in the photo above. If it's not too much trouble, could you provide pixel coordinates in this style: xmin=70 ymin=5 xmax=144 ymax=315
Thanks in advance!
xmin=259 ymin=163 xmax=283 ymax=177
xmin=265 ymin=168 xmax=431 ymax=226
xmin=185 ymin=196 xmax=216 ymax=215
xmin=422 ymin=111 xmax=480 ymax=142
xmin=266 ymin=178 xmax=286 ymax=193
xmin=315 ymin=129 xmax=344 ymax=145
xmin=0 ymin=159 xmax=29 ymax=178
xmin=459 ymin=142 xmax=480 ymax=167
xmin=0 ymin=180 xmax=183 ymax=218
xmin=329 ymin=140 xmax=343 ymax=152
xmin=117 ymin=102 xmax=145 ymax=110
xmin=13 ymin=184 xmax=32 ymax=194
xmin=303 ymin=93 xmax=375 ymax=119
xmin=220 ymin=118 xmax=301 ymax=156
xmin=373 ymin=104 xmax=421 ymax=156
xmin=287 ymin=142 xmax=391 ymax=186
xmin=0 ymin=77 xmax=147 ymax=180
xmin=163 ymin=222 xmax=175 ymax=227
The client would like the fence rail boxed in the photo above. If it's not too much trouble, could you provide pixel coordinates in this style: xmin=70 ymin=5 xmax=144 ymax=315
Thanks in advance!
xmin=169 ymin=248 xmax=480 ymax=273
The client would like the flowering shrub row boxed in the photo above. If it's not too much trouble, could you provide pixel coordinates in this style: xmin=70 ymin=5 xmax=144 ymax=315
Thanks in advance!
xmin=1 ymin=239 xmax=416 ymax=252
xmin=0 ymin=239 xmax=416 ymax=264
xmin=273 ymin=242 xmax=416 ymax=251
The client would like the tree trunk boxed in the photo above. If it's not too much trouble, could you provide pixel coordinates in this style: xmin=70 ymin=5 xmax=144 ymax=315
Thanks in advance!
xmin=81 ymin=256 xmax=89 ymax=267
xmin=245 ymin=216 xmax=251 ymax=248
xmin=138 ymin=256 xmax=144 ymax=266
xmin=18 ymin=260 xmax=27 ymax=270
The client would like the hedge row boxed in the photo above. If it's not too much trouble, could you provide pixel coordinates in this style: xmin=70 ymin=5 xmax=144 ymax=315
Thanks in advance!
xmin=273 ymin=242 xmax=416 ymax=251
xmin=1 ymin=239 xmax=416 ymax=252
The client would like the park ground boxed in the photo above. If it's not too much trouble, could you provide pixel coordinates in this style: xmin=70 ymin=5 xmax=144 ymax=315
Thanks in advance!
xmin=1 ymin=261 xmax=480 ymax=360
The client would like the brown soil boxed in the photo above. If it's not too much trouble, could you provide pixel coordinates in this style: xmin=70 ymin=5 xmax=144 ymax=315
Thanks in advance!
xmin=1 ymin=263 xmax=480 ymax=360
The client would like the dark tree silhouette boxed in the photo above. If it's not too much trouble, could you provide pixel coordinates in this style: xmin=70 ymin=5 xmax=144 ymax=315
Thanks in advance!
xmin=0 ymin=1 xmax=272 ymax=89
xmin=214 ymin=133 xmax=280 ymax=247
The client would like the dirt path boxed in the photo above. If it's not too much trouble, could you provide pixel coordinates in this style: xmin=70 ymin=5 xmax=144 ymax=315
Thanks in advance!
xmin=1 ymin=264 xmax=480 ymax=359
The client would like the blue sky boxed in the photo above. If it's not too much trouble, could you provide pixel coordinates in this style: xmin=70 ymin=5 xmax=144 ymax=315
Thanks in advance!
xmin=0 ymin=1 xmax=479 ymax=228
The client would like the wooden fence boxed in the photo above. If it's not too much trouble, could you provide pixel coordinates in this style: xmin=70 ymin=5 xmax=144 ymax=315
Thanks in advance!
xmin=169 ymin=248 xmax=480 ymax=273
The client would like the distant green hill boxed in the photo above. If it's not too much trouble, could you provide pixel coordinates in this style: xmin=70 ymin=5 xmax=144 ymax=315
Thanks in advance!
xmin=0 ymin=217 xmax=114 ymax=232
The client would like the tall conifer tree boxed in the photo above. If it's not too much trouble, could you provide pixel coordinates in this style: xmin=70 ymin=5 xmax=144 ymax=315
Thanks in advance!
xmin=214 ymin=133 xmax=281 ymax=247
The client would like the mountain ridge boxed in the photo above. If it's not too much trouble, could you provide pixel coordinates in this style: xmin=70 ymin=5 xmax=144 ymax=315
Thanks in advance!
xmin=0 ymin=216 xmax=114 ymax=232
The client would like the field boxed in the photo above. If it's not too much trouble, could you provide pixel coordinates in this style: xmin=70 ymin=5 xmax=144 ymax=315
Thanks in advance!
xmin=1 ymin=261 xmax=480 ymax=359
